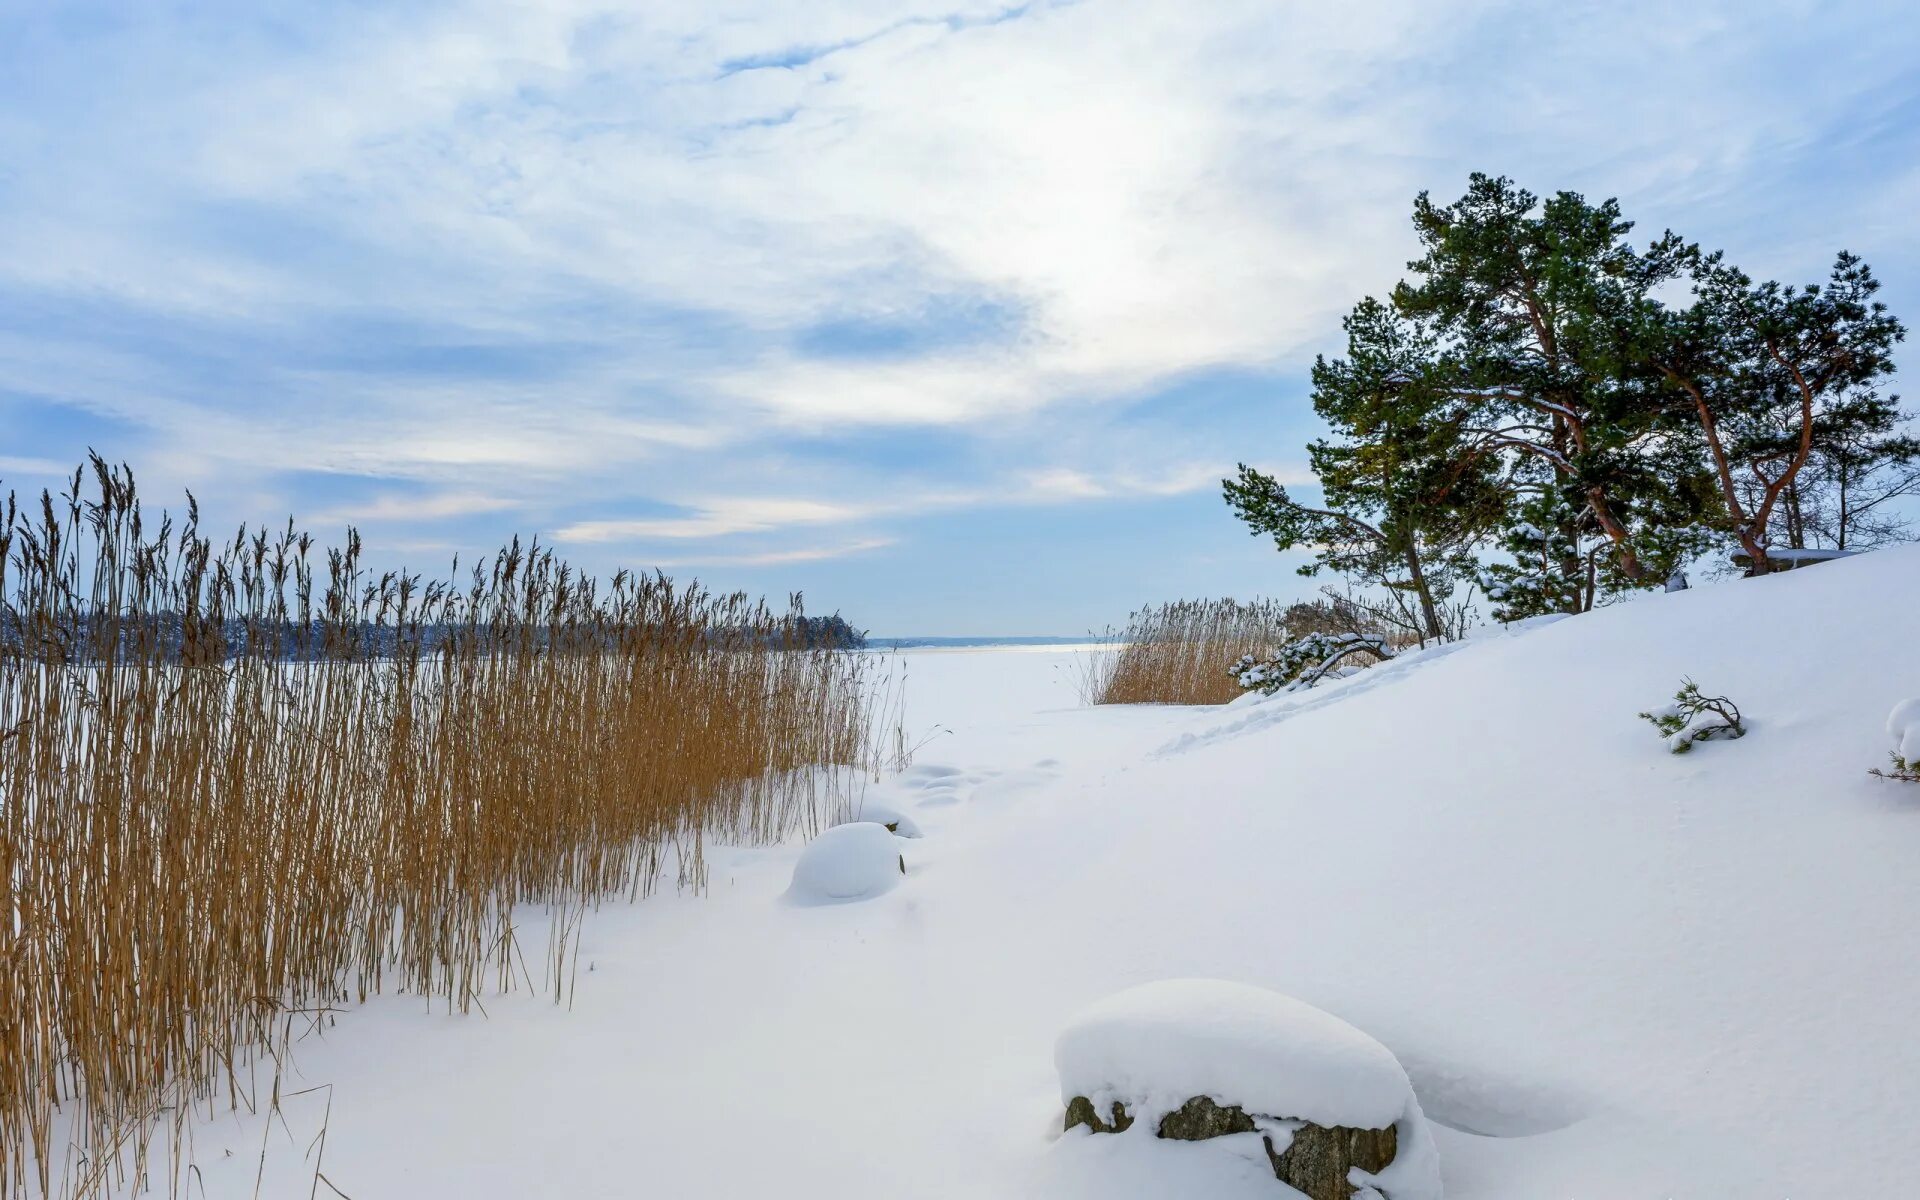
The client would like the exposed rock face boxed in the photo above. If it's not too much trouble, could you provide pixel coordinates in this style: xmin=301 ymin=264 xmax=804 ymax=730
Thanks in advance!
xmin=1154 ymin=1095 xmax=1257 ymax=1140
xmin=1065 ymin=1095 xmax=1398 ymax=1200
xmin=1264 ymin=1119 xmax=1398 ymax=1200
xmin=1063 ymin=1095 xmax=1134 ymax=1134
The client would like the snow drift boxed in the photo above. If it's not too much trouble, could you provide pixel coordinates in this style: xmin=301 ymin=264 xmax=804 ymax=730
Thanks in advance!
xmin=122 ymin=545 xmax=1920 ymax=1200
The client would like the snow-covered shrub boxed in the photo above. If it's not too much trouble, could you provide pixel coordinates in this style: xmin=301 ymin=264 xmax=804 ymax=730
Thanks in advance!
xmin=1232 ymin=632 xmax=1395 ymax=696
xmin=785 ymin=822 xmax=905 ymax=904
xmin=1639 ymin=679 xmax=1745 ymax=753
xmin=1869 ymin=698 xmax=1920 ymax=783
xmin=1055 ymin=979 xmax=1440 ymax=1200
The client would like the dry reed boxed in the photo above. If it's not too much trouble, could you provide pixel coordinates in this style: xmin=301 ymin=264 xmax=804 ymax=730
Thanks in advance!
xmin=0 ymin=459 xmax=879 ymax=1198
xmin=1084 ymin=598 xmax=1290 ymax=705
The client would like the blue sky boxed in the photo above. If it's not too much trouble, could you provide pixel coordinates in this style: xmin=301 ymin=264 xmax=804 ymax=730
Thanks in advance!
xmin=4 ymin=1 xmax=1918 ymax=633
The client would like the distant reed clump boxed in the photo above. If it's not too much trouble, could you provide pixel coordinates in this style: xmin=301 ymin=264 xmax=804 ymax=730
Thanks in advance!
xmin=0 ymin=459 xmax=881 ymax=1199
xmin=1084 ymin=598 xmax=1289 ymax=705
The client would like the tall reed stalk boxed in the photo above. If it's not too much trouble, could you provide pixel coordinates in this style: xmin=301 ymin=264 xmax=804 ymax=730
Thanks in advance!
xmin=0 ymin=460 xmax=877 ymax=1198
xmin=1084 ymin=598 xmax=1289 ymax=705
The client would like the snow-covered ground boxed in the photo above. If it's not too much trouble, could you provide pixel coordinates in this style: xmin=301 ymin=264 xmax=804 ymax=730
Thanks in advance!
xmin=146 ymin=550 xmax=1920 ymax=1198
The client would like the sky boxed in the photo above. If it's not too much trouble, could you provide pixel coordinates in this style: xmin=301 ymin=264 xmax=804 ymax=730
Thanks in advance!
xmin=3 ymin=1 xmax=1918 ymax=634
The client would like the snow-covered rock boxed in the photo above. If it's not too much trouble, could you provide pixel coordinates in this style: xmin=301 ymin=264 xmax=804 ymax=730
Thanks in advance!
xmin=785 ymin=822 xmax=905 ymax=905
xmin=1887 ymin=698 xmax=1920 ymax=762
xmin=845 ymin=801 xmax=922 ymax=837
xmin=1056 ymin=979 xmax=1407 ymax=1130
xmin=1055 ymin=979 xmax=1440 ymax=1199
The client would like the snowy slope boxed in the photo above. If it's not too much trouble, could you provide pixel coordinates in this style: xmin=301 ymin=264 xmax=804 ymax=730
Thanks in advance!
xmin=130 ymin=547 xmax=1920 ymax=1200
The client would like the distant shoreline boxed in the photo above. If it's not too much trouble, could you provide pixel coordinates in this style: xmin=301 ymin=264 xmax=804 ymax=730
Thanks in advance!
xmin=866 ymin=635 xmax=1116 ymax=650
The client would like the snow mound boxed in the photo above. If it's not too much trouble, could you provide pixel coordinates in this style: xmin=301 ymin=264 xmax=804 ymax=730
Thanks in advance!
xmin=1055 ymin=979 xmax=1410 ymax=1131
xmin=1888 ymin=698 xmax=1920 ymax=761
xmin=1055 ymin=979 xmax=1440 ymax=1199
xmin=846 ymin=801 xmax=922 ymax=837
xmin=785 ymin=822 xmax=905 ymax=905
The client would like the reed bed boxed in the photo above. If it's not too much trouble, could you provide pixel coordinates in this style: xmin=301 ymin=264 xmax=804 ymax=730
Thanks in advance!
xmin=0 ymin=460 xmax=879 ymax=1199
xmin=1083 ymin=598 xmax=1291 ymax=706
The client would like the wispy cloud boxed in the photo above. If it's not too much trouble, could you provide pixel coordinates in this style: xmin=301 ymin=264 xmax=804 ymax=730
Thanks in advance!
xmin=0 ymin=456 xmax=72 ymax=479
xmin=551 ymin=461 xmax=1238 ymax=547
xmin=646 ymin=537 xmax=897 ymax=568
xmin=555 ymin=497 xmax=866 ymax=542
xmin=309 ymin=491 xmax=517 ymax=525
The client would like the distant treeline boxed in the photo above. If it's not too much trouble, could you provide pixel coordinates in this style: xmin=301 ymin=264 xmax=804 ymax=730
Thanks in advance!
xmin=0 ymin=609 xmax=866 ymax=662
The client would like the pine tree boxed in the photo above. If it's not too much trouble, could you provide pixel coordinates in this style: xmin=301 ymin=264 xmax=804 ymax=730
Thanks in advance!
xmin=1392 ymin=175 xmax=1715 ymax=614
xmin=1225 ymin=298 xmax=1503 ymax=644
xmin=1626 ymin=243 xmax=1907 ymax=573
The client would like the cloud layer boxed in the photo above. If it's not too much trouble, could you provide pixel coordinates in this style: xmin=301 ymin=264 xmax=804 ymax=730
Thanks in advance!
xmin=3 ymin=0 xmax=1917 ymax=628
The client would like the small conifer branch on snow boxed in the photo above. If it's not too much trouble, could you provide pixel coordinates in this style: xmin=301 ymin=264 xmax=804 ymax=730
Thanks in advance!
xmin=1868 ymin=755 xmax=1920 ymax=784
xmin=1640 ymin=679 xmax=1745 ymax=754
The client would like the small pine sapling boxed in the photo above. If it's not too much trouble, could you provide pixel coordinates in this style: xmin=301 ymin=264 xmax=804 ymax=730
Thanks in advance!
xmin=1869 ymin=698 xmax=1920 ymax=783
xmin=1640 ymin=679 xmax=1745 ymax=754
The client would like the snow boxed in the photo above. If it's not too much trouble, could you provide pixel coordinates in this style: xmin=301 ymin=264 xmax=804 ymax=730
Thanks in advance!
xmin=1055 ymin=978 xmax=1412 ymax=1129
xmin=75 ymin=544 xmax=1920 ymax=1199
xmin=1888 ymin=697 xmax=1920 ymax=762
xmin=1466 ymin=611 xmax=1569 ymax=639
xmin=784 ymin=821 xmax=905 ymax=904
xmin=845 ymin=799 xmax=923 ymax=837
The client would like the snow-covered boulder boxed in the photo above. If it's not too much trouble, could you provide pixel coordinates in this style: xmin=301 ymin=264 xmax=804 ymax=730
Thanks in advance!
xmin=785 ymin=822 xmax=905 ymax=905
xmin=1055 ymin=979 xmax=1439 ymax=1200
xmin=845 ymin=801 xmax=922 ymax=838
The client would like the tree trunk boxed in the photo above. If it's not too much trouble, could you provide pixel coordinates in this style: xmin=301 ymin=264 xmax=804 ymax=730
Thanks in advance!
xmin=1836 ymin=457 xmax=1852 ymax=550
xmin=1402 ymin=543 xmax=1443 ymax=645
xmin=1585 ymin=487 xmax=1647 ymax=582
xmin=1739 ymin=528 xmax=1771 ymax=577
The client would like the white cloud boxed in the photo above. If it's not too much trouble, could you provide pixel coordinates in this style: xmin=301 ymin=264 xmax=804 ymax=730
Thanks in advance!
xmin=552 ymin=459 xmax=1241 ymax=547
xmin=556 ymin=497 xmax=866 ymax=542
xmin=0 ymin=455 xmax=72 ymax=479
xmin=309 ymin=491 xmax=517 ymax=525
xmin=646 ymin=537 xmax=897 ymax=568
